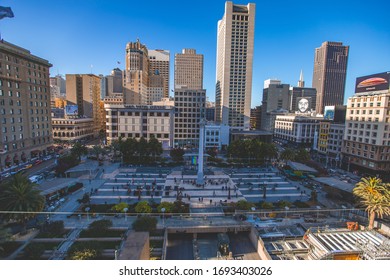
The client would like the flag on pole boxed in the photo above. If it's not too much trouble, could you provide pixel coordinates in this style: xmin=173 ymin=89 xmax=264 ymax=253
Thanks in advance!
xmin=0 ymin=6 xmax=14 ymax=20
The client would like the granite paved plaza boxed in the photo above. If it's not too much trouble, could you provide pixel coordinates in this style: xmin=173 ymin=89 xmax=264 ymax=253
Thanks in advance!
xmin=89 ymin=166 xmax=309 ymax=206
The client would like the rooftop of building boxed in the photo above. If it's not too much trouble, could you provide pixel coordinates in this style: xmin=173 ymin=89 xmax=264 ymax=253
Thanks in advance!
xmin=37 ymin=178 xmax=79 ymax=196
xmin=104 ymin=103 xmax=174 ymax=110
xmin=230 ymin=130 xmax=273 ymax=136
xmin=313 ymin=177 xmax=355 ymax=193
xmin=0 ymin=40 xmax=52 ymax=67
xmin=52 ymin=117 xmax=94 ymax=122
xmin=263 ymin=226 xmax=390 ymax=260
xmin=287 ymin=161 xmax=318 ymax=173
xmin=65 ymin=160 xmax=99 ymax=174
xmin=117 ymin=232 xmax=149 ymax=260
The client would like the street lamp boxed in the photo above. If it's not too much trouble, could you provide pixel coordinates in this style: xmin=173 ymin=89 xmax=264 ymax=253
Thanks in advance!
xmin=161 ymin=207 xmax=166 ymax=227
xmin=284 ymin=206 xmax=289 ymax=218
xmin=124 ymin=207 xmax=128 ymax=222
xmin=251 ymin=207 xmax=256 ymax=221
xmin=316 ymin=205 xmax=321 ymax=220
xmin=85 ymin=207 xmax=90 ymax=222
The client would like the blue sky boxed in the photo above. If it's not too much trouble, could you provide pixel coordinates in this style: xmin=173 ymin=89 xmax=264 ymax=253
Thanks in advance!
xmin=1 ymin=0 xmax=389 ymax=106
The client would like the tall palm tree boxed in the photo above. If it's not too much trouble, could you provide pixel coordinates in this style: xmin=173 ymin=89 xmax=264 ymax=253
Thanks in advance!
xmin=91 ymin=145 xmax=104 ymax=160
xmin=280 ymin=148 xmax=296 ymax=162
xmin=353 ymin=177 xmax=390 ymax=229
xmin=71 ymin=142 xmax=88 ymax=161
xmin=0 ymin=174 xmax=45 ymax=233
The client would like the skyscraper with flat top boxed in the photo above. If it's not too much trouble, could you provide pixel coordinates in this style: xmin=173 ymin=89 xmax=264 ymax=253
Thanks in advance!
xmin=149 ymin=50 xmax=170 ymax=98
xmin=312 ymin=41 xmax=349 ymax=114
xmin=215 ymin=1 xmax=255 ymax=130
xmin=174 ymin=49 xmax=203 ymax=90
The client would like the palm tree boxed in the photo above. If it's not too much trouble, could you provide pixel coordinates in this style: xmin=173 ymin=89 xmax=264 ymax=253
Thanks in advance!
xmin=353 ymin=177 xmax=390 ymax=229
xmin=111 ymin=139 xmax=121 ymax=158
xmin=91 ymin=145 xmax=104 ymax=160
xmin=0 ymin=174 xmax=45 ymax=233
xmin=71 ymin=142 xmax=88 ymax=161
xmin=295 ymin=148 xmax=310 ymax=163
xmin=280 ymin=148 xmax=295 ymax=162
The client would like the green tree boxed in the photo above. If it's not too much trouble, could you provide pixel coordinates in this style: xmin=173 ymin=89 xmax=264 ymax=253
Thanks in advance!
xmin=88 ymin=219 xmax=113 ymax=232
xmin=132 ymin=216 xmax=157 ymax=232
xmin=263 ymin=143 xmax=278 ymax=162
xmin=260 ymin=201 xmax=274 ymax=209
xmin=71 ymin=142 xmax=88 ymax=161
xmin=138 ymin=137 xmax=149 ymax=160
xmin=135 ymin=201 xmax=152 ymax=214
xmin=353 ymin=177 xmax=390 ymax=229
xmin=275 ymin=200 xmax=292 ymax=208
xmin=157 ymin=202 xmax=174 ymax=213
xmin=148 ymin=136 xmax=163 ymax=160
xmin=170 ymin=147 xmax=185 ymax=162
xmin=90 ymin=145 xmax=104 ymax=160
xmin=111 ymin=139 xmax=121 ymax=158
xmin=120 ymin=137 xmax=138 ymax=163
xmin=111 ymin=202 xmax=130 ymax=213
xmin=206 ymin=148 xmax=218 ymax=158
xmin=280 ymin=148 xmax=296 ymax=161
xmin=55 ymin=154 xmax=79 ymax=176
xmin=172 ymin=201 xmax=189 ymax=213
xmin=70 ymin=249 xmax=100 ymax=260
xmin=68 ymin=241 xmax=102 ymax=260
xmin=295 ymin=148 xmax=310 ymax=163
xmin=0 ymin=174 xmax=45 ymax=233
xmin=235 ymin=200 xmax=255 ymax=210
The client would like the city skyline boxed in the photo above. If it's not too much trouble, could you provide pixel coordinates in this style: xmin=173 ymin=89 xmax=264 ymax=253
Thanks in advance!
xmin=1 ymin=0 xmax=389 ymax=107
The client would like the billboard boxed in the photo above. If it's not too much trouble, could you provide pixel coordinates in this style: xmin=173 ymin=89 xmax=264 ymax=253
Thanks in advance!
xmin=355 ymin=72 xmax=390 ymax=93
xmin=296 ymin=97 xmax=311 ymax=113
xmin=65 ymin=105 xmax=78 ymax=116
xmin=324 ymin=106 xmax=335 ymax=120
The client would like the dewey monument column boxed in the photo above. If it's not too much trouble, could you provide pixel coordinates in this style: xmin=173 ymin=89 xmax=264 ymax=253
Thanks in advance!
xmin=196 ymin=120 xmax=205 ymax=184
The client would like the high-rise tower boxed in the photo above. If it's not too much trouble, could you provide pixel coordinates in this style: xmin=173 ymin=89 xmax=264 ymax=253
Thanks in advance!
xmin=312 ymin=41 xmax=349 ymax=114
xmin=174 ymin=48 xmax=206 ymax=148
xmin=149 ymin=50 xmax=170 ymax=98
xmin=174 ymin=49 xmax=203 ymax=90
xmin=215 ymin=1 xmax=255 ymax=130
xmin=123 ymin=40 xmax=149 ymax=105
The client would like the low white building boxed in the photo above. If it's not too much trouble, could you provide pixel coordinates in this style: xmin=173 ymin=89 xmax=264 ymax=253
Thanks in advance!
xmin=204 ymin=123 xmax=230 ymax=150
xmin=274 ymin=114 xmax=322 ymax=146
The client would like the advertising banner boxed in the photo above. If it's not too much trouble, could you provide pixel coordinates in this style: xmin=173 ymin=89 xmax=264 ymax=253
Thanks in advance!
xmin=355 ymin=72 xmax=389 ymax=93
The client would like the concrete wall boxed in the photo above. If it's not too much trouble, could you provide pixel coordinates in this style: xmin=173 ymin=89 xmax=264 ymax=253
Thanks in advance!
xmin=248 ymin=227 xmax=272 ymax=260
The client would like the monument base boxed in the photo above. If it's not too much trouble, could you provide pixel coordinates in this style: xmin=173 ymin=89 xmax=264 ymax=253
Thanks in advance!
xmin=196 ymin=171 xmax=204 ymax=185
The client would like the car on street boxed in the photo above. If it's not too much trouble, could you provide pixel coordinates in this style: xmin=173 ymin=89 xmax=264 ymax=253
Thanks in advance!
xmin=28 ymin=175 xmax=43 ymax=183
